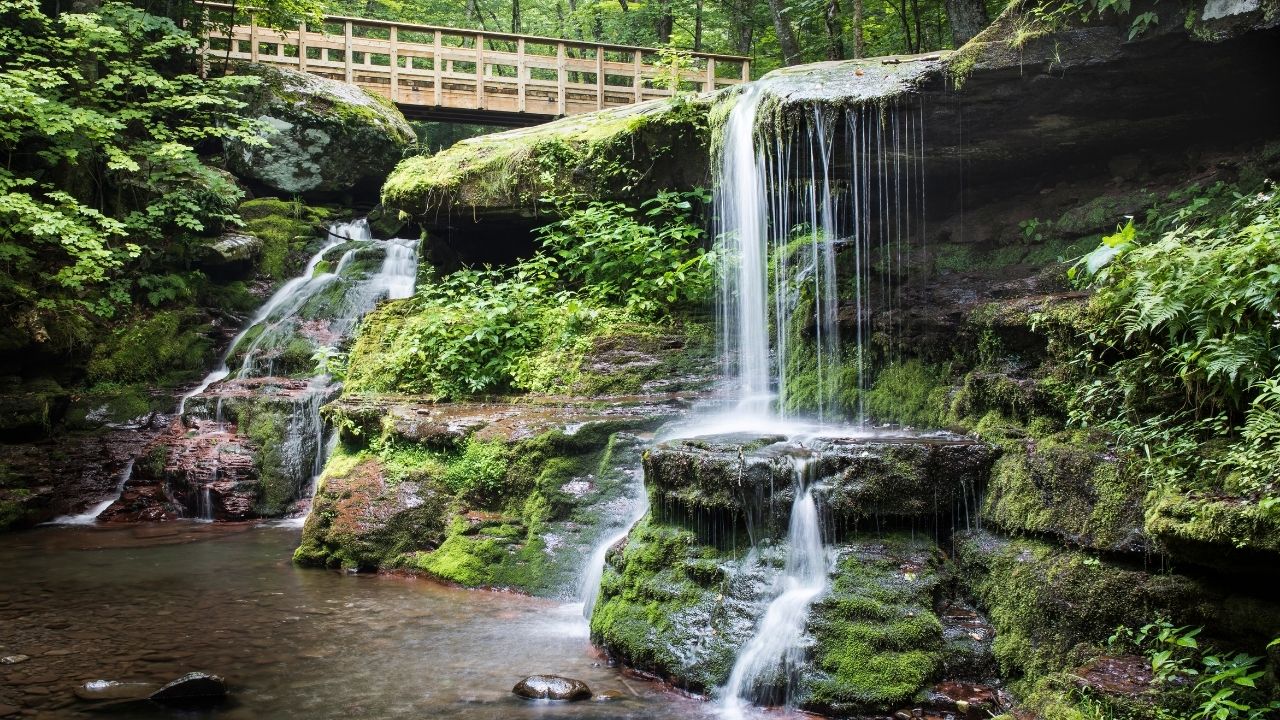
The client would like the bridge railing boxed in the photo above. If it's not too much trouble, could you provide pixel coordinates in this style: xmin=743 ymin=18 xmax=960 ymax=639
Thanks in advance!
xmin=195 ymin=2 xmax=751 ymax=117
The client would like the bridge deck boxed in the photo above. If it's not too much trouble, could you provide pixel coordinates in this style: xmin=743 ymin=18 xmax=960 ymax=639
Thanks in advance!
xmin=197 ymin=2 xmax=750 ymax=125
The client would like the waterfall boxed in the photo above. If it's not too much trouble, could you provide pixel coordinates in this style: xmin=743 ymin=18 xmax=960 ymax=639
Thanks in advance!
xmin=176 ymin=218 xmax=418 ymax=520
xmin=45 ymin=460 xmax=134 ymax=525
xmin=720 ymin=455 xmax=827 ymax=717
xmin=579 ymin=463 xmax=650 ymax=620
xmin=713 ymin=86 xmax=926 ymax=424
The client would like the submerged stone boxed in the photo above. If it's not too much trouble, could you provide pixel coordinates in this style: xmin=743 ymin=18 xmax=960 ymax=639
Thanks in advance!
xmin=512 ymin=675 xmax=592 ymax=701
xmin=149 ymin=672 xmax=228 ymax=704
xmin=74 ymin=680 xmax=160 ymax=701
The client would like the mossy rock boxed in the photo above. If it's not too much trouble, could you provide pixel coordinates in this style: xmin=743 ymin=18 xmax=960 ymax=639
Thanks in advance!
xmin=953 ymin=530 xmax=1212 ymax=680
xmin=1144 ymin=492 xmax=1280 ymax=565
xmin=235 ymin=197 xmax=332 ymax=281
xmin=589 ymin=514 xmax=768 ymax=692
xmin=0 ymin=377 xmax=70 ymax=439
xmin=382 ymin=94 xmax=712 ymax=216
xmin=801 ymin=535 xmax=945 ymax=714
xmin=228 ymin=64 xmax=415 ymax=197
xmin=85 ymin=310 xmax=213 ymax=388
xmin=294 ymin=454 xmax=448 ymax=570
xmin=982 ymin=433 xmax=1147 ymax=553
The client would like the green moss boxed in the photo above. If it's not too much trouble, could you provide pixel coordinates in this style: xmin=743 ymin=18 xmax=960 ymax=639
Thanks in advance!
xmin=589 ymin=515 xmax=742 ymax=691
xmin=382 ymin=94 xmax=711 ymax=215
xmin=243 ymin=407 xmax=293 ymax=515
xmin=1144 ymin=493 xmax=1280 ymax=556
xmin=954 ymin=531 xmax=1205 ymax=680
xmin=982 ymin=433 xmax=1146 ymax=551
xmin=863 ymin=360 xmax=950 ymax=427
xmin=86 ymin=310 xmax=212 ymax=386
xmin=804 ymin=535 xmax=944 ymax=714
xmin=237 ymin=197 xmax=331 ymax=281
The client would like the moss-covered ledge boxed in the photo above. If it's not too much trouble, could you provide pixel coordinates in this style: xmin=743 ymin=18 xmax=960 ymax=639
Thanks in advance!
xmin=381 ymin=94 xmax=713 ymax=218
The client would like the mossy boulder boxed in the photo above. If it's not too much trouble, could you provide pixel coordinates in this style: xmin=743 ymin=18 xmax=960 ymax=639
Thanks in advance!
xmin=589 ymin=515 xmax=769 ymax=692
xmin=953 ymin=531 xmax=1213 ymax=680
xmin=0 ymin=377 xmax=70 ymax=439
xmin=982 ymin=433 xmax=1147 ymax=553
xmin=382 ymin=94 xmax=711 ymax=217
xmin=645 ymin=434 xmax=995 ymax=538
xmin=227 ymin=64 xmax=415 ymax=197
xmin=802 ymin=535 xmax=945 ymax=714
xmin=294 ymin=454 xmax=448 ymax=570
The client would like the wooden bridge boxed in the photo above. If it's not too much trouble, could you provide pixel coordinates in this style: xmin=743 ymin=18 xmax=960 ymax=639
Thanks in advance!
xmin=196 ymin=2 xmax=751 ymax=126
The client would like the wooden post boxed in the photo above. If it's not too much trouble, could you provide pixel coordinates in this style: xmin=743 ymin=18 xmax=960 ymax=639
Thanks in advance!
xmin=432 ymin=30 xmax=443 ymax=106
xmin=741 ymin=60 xmax=750 ymax=82
xmin=249 ymin=12 xmax=259 ymax=62
xmin=297 ymin=22 xmax=307 ymax=71
xmin=199 ymin=8 xmax=209 ymax=78
xmin=705 ymin=57 xmax=715 ymax=91
xmin=344 ymin=20 xmax=353 ymax=83
xmin=556 ymin=42 xmax=567 ymax=115
xmin=595 ymin=47 xmax=604 ymax=110
xmin=632 ymin=50 xmax=643 ymax=102
xmin=389 ymin=26 xmax=399 ymax=101
xmin=516 ymin=38 xmax=526 ymax=113
xmin=475 ymin=34 xmax=485 ymax=108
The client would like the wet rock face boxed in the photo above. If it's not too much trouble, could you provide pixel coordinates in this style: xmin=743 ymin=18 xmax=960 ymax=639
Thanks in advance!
xmin=294 ymin=457 xmax=448 ymax=571
xmin=511 ymin=675 xmax=592 ymax=701
xmin=646 ymin=434 xmax=996 ymax=536
xmin=227 ymin=64 xmax=415 ymax=198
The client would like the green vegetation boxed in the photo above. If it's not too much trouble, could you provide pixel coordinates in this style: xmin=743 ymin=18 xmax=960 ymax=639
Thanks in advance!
xmin=1070 ymin=184 xmax=1280 ymax=549
xmin=0 ymin=0 xmax=259 ymax=352
xmin=806 ymin=537 xmax=944 ymax=713
xmin=237 ymin=198 xmax=332 ymax=281
xmin=346 ymin=189 xmax=714 ymax=399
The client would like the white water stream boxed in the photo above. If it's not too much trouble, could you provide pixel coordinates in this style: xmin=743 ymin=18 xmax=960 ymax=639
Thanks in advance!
xmin=44 ymin=460 xmax=135 ymax=525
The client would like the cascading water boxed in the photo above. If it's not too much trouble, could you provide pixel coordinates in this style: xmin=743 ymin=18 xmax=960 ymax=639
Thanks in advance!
xmin=176 ymin=218 xmax=418 ymax=520
xmin=720 ymin=455 xmax=827 ymax=718
xmin=707 ymin=81 xmax=928 ymax=715
xmin=714 ymin=85 xmax=926 ymax=425
xmin=46 ymin=460 xmax=135 ymax=525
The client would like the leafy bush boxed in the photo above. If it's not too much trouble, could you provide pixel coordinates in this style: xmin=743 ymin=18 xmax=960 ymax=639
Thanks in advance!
xmin=0 ymin=0 xmax=260 ymax=347
xmin=536 ymin=189 xmax=716 ymax=317
xmin=1070 ymin=184 xmax=1280 ymax=499
xmin=346 ymin=189 xmax=712 ymax=398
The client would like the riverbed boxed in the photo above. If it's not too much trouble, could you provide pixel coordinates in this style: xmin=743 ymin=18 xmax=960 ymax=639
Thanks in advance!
xmin=0 ymin=523 xmax=712 ymax=719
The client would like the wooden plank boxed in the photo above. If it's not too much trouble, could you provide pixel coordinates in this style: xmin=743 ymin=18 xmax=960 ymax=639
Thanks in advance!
xmin=433 ymin=30 xmax=443 ymax=106
xmin=742 ymin=60 xmax=750 ymax=82
xmin=344 ymin=20 xmax=353 ymax=83
xmin=556 ymin=42 xmax=566 ymax=116
xmin=595 ymin=47 xmax=604 ymax=110
xmin=705 ymin=57 xmax=715 ymax=91
xmin=389 ymin=26 xmax=398 ymax=101
xmin=517 ymin=38 xmax=526 ymax=113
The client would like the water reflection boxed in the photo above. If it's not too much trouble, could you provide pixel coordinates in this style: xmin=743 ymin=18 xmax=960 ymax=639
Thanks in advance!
xmin=0 ymin=523 xmax=711 ymax=719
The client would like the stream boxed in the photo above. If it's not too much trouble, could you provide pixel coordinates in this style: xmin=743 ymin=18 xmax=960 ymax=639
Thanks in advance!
xmin=0 ymin=523 xmax=713 ymax=719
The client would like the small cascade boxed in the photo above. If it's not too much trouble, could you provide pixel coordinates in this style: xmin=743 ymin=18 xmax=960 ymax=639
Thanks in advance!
xmin=46 ymin=460 xmax=134 ymax=525
xmin=579 ymin=463 xmax=650 ymax=620
xmin=173 ymin=218 xmax=418 ymax=520
xmin=720 ymin=454 xmax=828 ymax=717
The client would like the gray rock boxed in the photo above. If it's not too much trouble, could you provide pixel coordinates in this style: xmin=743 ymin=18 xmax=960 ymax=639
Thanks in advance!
xmin=200 ymin=232 xmax=263 ymax=267
xmin=512 ymin=675 xmax=593 ymax=701
xmin=149 ymin=672 xmax=228 ymax=704
xmin=227 ymin=64 xmax=415 ymax=197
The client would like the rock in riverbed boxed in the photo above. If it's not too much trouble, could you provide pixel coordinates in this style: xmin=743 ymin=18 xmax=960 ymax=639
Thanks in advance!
xmin=149 ymin=672 xmax=228 ymax=704
xmin=512 ymin=675 xmax=593 ymax=701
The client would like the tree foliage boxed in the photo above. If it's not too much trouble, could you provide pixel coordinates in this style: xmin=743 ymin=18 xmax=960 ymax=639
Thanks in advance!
xmin=0 ymin=0 xmax=263 ymax=349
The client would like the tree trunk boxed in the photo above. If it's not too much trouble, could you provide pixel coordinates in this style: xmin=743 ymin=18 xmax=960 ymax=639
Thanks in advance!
xmin=656 ymin=0 xmax=674 ymax=44
xmin=910 ymin=0 xmax=923 ymax=52
xmin=617 ymin=0 xmax=629 ymax=10
xmin=694 ymin=0 xmax=704 ymax=51
xmin=894 ymin=0 xmax=914 ymax=54
xmin=767 ymin=0 xmax=801 ymax=65
xmin=852 ymin=0 xmax=865 ymax=57
xmin=945 ymin=0 xmax=989 ymax=46
xmin=825 ymin=0 xmax=844 ymax=60
xmin=511 ymin=0 xmax=520 ymax=33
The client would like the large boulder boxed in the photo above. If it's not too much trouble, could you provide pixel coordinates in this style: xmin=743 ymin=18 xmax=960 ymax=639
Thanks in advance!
xmin=227 ymin=64 xmax=415 ymax=198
